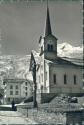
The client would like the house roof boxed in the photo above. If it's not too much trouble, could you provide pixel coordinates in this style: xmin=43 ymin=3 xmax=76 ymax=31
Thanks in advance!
xmin=3 ymin=78 xmax=33 ymax=84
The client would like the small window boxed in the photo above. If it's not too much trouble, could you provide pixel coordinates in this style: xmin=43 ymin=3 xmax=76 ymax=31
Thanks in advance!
xmin=10 ymin=85 xmax=13 ymax=89
xmin=25 ymin=92 xmax=27 ymax=96
xmin=53 ymin=74 xmax=56 ymax=84
xmin=64 ymin=74 xmax=67 ymax=84
xmin=3 ymin=82 xmax=5 ymax=85
xmin=10 ymin=91 xmax=13 ymax=95
xmin=15 ymin=91 xmax=18 ymax=95
xmin=15 ymin=85 xmax=18 ymax=89
xmin=74 ymin=75 xmax=77 ymax=85
xmin=25 ymin=82 xmax=27 ymax=86
xmin=25 ymin=87 xmax=27 ymax=91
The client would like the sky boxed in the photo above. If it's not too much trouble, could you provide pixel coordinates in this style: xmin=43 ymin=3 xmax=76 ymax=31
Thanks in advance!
xmin=0 ymin=0 xmax=82 ymax=55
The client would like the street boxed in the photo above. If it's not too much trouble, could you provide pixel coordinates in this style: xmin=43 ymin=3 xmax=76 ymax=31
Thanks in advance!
xmin=0 ymin=111 xmax=37 ymax=124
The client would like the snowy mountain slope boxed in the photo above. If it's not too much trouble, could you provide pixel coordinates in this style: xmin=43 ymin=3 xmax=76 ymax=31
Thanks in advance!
xmin=58 ymin=42 xmax=83 ymax=58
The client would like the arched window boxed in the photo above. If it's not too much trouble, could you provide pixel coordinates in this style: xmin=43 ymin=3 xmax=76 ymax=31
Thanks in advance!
xmin=53 ymin=74 xmax=56 ymax=84
xmin=74 ymin=75 xmax=77 ymax=85
xmin=51 ymin=45 xmax=53 ymax=51
xmin=47 ymin=44 xmax=53 ymax=52
xmin=47 ymin=44 xmax=50 ymax=51
xmin=64 ymin=74 xmax=67 ymax=84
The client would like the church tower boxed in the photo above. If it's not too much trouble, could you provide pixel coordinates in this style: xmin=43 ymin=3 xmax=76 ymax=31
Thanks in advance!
xmin=37 ymin=2 xmax=58 ymax=94
xmin=39 ymin=2 xmax=58 ymax=60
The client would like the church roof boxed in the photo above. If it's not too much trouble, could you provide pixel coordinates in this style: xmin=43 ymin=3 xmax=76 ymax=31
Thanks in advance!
xmin=45 ymin=57 xmax=83 ymax=67
xmin=45 ymin=5 xmax=52 ymax=37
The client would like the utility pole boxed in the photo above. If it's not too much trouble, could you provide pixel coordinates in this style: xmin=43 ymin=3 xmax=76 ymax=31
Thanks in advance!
xmin=32 ymin=62 xmax=37 ymax=108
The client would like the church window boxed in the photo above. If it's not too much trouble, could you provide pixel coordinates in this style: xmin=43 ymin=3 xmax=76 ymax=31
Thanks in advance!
xmin=64 ymin=74 xmax=67 ymax=84
xmin=53 ymin=74 xmax=56 ymax=84
xmin=47 ymin=44 xmax=53 ymax=52
xmin=10 ymin=85 xmax=13 ymax=89
xmin=51 ymin=45 xmax=53 ymax=51
xmin=47 ymin=44 xmax=51 ymax=51
xmin=74 ymin=75 xmax=77 ymax=85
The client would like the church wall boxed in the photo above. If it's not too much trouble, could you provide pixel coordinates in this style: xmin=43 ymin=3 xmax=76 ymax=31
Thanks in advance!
xmin=44 ymin=62 xmax=50 ymax=93
xmin=49 ymin=64 xmax=83 ymax=94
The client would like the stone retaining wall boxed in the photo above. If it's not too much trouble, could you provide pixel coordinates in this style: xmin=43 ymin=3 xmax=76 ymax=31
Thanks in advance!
xmin=17 ymin=105 xmax=66 ymax=124
xmin=17 ymin=104 xmax=84 ymax=125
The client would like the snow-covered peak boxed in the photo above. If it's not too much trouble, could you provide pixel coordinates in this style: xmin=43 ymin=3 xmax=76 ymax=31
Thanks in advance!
xmin=58 ymin=42 xmax=83 ymax=58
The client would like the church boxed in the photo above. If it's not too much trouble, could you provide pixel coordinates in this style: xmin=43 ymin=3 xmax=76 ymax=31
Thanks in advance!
xmin=36 ymin=4 xmax=83 ymax=103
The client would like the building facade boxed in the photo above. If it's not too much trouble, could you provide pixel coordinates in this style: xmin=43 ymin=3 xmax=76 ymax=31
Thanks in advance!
xmin=36 ymin=5 xmax=84 ymax=102
xmin=3 ymin=78 xmax=33 ymax=104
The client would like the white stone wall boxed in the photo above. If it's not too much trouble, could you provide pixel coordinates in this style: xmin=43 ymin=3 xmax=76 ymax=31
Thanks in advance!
xmin=49 ymin=64 xmax=83 ymax=93
xmin=6 ymin=83 xmax=21 ymax=98
xmin=21 ymin=81 xmax=32 ymax=98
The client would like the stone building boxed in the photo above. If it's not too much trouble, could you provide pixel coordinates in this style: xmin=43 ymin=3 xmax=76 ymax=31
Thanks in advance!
xmin=36 ymin=4 xmax=84 ymax=103
xmin=3 ymin=78 xmax=33 ymax=104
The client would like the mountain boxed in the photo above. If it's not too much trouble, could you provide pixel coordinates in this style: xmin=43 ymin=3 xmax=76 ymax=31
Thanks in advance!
xmin=58 ymin=42 xmax=83 ymax=59
xmin=0 ymin=43 xmax=83 ymax=84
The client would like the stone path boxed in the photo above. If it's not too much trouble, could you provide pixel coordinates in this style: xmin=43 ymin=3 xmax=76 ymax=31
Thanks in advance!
xmin=0 ymin=111 xmax=37 ymax=124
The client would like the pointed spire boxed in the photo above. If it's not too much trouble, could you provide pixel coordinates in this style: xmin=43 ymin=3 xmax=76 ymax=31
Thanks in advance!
xmin=45 ymin=0 xmax=52 ymax=37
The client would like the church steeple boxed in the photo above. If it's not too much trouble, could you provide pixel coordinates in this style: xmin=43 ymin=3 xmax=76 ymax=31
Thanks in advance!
xmin=45 ymin=1 xmax=52 ymax=37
